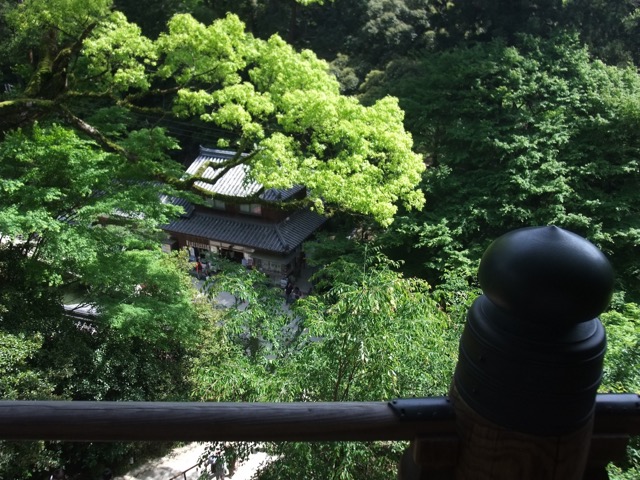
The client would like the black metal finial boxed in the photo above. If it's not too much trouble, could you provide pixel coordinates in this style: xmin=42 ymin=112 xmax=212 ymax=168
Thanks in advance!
xmin=478 ymin=226 xmax=615 ymax=326
xmin=454 ymin=226 xmax=613 ymax=434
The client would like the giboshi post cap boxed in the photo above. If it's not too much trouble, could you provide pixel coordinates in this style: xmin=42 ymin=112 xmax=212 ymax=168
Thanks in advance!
xmin=478 ymin=226 xmax=614 ymax=325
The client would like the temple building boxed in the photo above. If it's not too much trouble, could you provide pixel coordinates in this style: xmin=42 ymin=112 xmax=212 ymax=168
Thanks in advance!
xmin=161 ymin=147 xmax=326 ymax=282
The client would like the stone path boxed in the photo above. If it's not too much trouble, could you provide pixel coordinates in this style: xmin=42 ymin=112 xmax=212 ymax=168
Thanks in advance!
xmin=115 ymin=443 xmax=271 ymax=480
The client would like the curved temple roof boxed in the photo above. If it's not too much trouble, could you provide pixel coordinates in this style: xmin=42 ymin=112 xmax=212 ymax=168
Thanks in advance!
xmin=164 ymin=208 xmax=326 ymax=254
xmin=187 ymin=147 xmax=304 ymax=201
xmin=163 ymin=147 xmax=325 ymax=254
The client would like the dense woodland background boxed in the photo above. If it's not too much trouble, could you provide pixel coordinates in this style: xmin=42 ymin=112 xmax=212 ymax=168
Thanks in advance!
xmin=0 ymin=1 xmax=639 ymax=478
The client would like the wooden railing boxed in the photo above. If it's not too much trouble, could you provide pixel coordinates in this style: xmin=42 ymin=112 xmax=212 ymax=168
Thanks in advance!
xmin=0 ymin=394 xmax=638 ymax=479
xmin=167 ymin=463 xmax=199 ymax=480
xmin=0 ymin=395 xmax=638 ymax=442
xmin=0 ymin=398 xmax=453 ymax=442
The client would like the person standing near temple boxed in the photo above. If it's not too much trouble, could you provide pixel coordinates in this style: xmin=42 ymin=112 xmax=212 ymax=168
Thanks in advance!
xmin=285 ymin=281 xmax=294 ymax=304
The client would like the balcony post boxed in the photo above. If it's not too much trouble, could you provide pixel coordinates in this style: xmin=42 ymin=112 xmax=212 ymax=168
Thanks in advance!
xmin=450 ymin=226 xmax=614 ymax=479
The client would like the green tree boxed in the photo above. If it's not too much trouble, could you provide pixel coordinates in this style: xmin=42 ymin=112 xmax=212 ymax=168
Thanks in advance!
xmin=0 ymin=332 xmax=53 ymax=399
xmin=0 ymin=3 xmax=423 ymax=474
xmin=192 ymin=252 xmax=460 ymax=479
xmin=600 ymin=302 xmax=640 ymax=479
xmin=0 ymin=121 xmax=211 ymax=476
xmin=0 ymin=123 xmax=192 ymax=334
xmin=562 ymin=0 xmax=640 ymax=66
xmin=369 ymin=33 xmax=640 ymax=301
xmin=263 ymin=256 xmax=458 ymax=479
xmin=0 ymin=332 xmax=59 ymax=477
xmin=282 ymin=255 xmax=457 ymax=401
xmin=1 ymin=1 xmax=424 ymax=226
xmin=430 ymin=0 xmax=563 ymax=47
xmin=345 ymin=0 xmax=435 ymax=67
xmin=600 ymin=303 xmax=640 ymax=395
xmin=196 ymin=0 xmax=334 ymax=43
xmin=113 ymin=0 xmax=203 ymax=38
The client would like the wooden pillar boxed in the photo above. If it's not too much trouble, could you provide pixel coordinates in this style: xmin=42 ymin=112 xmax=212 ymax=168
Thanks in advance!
xmin=450 ymin=226 xmax=614 ymax=480
xmin=450 ymin=384 xmax=594 ymax=479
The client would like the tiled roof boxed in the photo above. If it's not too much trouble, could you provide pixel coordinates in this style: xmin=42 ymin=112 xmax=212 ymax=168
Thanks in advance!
xmin=187 ymin=148 xmax=260 ymax=197
xmin=159 ymin=194 xmax=194 ymax=217
xmin=187 ymin=147 xmax=303 ymax=201
xmin=163 ymin=208 xmax=326 ymax=254
xmin=261 ymin=185 xmax=305 ymax=201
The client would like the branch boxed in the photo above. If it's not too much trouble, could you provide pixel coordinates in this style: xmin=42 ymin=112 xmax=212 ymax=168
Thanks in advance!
xmin=59 ymin=105 xmax=136 ymax=161
xmin=116 ymin=102 xmax=167 ymax=117
xmin=64 ymin=90 xmax=114 ymax=100
xmin=23 ymin=29 xmax=58 ymax=98
xmin=0 ymin=98 xmax=57 ymax=131
xmin=29 ymin=234 xmax=47 ymax=262
xmin=123 ymin=85 xmax=182 ymax=104
xmin=24 ymin=22 xmax=98 ymax=99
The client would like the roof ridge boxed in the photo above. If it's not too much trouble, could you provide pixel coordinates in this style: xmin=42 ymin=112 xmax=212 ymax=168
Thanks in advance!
xmin=274 ymin=222 xmax=289 ymax=252
xmin=199 ymin=146 xmax=249 ymax=159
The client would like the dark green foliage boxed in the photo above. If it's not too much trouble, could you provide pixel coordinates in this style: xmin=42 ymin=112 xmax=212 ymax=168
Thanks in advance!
xmin=601 ymin=303 xmax=640 ymax=394
xmin=0 ymin=120 xmax=205 ymax=477
xmin=330 ymin=0 xmax=434 ymax=70
xmin=430 ymin=0 xmax=563 ymax=47
xmin=601 ymin=302 xmax=640 ymax=478
xmin=1 ymin=0 xmax=640 ymax=477
xmin=113 ymin=0 xmax=203 ymax=37
xmin=373 ymin=34 xmax=640 ymax=303
xmin=562 ymin=0 xmax=640 ymax=66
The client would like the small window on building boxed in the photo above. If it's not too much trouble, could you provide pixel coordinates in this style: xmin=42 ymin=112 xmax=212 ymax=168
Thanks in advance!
xmin=240 ymin=203 xmax=262 ymax=215
xmin=207 ymin=198 xmax=226 ymax=210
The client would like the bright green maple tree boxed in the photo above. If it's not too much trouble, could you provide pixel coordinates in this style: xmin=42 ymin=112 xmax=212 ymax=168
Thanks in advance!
xmin=1 ymin=0 xmax=424 ymax=226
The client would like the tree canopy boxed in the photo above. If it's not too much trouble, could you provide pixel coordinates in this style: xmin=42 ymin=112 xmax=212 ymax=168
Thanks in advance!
xmin=0 ymin=1 xmax=424 ymax=475
xmin=372 ymin=33 xmax=640 ymax=302
xmin=191 ymin=251 xmax=459 ymax=479
xmin=1 ymin=0 xmax=424 ymax=226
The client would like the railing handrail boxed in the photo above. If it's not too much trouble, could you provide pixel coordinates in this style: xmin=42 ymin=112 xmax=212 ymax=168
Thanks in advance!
xmin=0 ymin=394 xmax=637 ymax=443
xmin=167 ymin=463 xmax=199 ymax=480
xmin=0 ymin=398 xmax=453 ymax=442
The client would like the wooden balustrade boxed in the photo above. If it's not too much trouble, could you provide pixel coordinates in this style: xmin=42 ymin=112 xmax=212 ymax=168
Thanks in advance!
xmin=0 ymin=394 xmax=637 ymax=479
xmin=0 ymin=398 xmax=454 ymax=442
xmin=0 ymin=395 xmax=637 ymax=441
